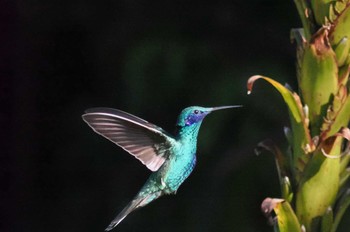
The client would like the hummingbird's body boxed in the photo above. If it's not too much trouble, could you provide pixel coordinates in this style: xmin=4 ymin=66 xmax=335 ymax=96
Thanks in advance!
xmin=82 ymin=106 xmax=239 ymax=231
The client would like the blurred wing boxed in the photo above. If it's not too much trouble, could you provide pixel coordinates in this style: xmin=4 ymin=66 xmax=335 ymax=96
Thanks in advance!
xmin=82 ymin=108 xmax=175 ymax=172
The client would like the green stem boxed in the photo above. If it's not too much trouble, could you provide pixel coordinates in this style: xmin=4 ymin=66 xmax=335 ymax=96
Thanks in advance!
xmin=340 ymin=153 xmax=350 ymax=174
xmin=294 ymin=0 xmax=314 ymax=40
xmin=339 ymin=168 xmax=350 ymax=189
xmin=331 ymin=189 xmax=350 ymax=232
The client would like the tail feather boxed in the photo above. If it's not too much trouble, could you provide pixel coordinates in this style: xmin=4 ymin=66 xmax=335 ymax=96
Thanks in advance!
xmin=105 ymin=191 xmax=162 ymax=231
xmin=104 ymin=198 xmax=143 ymax=231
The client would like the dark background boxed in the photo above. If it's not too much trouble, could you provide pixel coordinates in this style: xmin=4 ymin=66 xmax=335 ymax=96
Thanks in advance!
xmin=3 ymin=0 xmax=349 ymax=231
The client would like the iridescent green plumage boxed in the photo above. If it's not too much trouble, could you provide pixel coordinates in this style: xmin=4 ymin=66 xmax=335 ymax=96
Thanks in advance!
xmin=82 ymin=105 xmax=240 ymax=231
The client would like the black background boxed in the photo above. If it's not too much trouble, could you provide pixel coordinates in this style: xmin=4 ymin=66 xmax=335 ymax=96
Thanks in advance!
xmin=4 ymin=0 xmax=350 ymax=231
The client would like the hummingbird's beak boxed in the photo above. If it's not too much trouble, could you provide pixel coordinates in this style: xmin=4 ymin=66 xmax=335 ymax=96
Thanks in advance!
xmin=210 ymin=105 xmax=242 ymax=112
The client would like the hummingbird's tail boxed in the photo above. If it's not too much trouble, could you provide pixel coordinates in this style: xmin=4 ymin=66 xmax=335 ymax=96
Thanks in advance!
xmin=105 ymin=191 xmax=163 ymax=231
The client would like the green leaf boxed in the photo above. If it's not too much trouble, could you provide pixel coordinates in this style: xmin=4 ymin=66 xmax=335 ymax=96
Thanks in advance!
xmin=321 ymin=87 xmax=350 ymax=140
xmin=248 ymin=76 xmax=303 ymax=123
xmin=261 ymin=198 xmax=302 ymax=232
xmin=255 ymin=140 xmax=294 ymax=202
xmin=281 ymin=176 xmax=294 ymax=203
xmin=247 ymin=75 xmax=314 ymax=180
xmin=339 ymin=128 xmax=350 ymax=175
xmin=293 ymin=0 xmax=315 ymax=40
xmin=338 ymin=63 xmax=350 ymax=85
xmin=333 ymin=1 xmax=347 ymax=16
xmin=340 ymin=149 xmax=350 ymax=175
xmin=310 ymin=0 xmax=333 ymax=25
xmin=299 ymin=28 xmax=338 ymax=137
xmin=291 ymin=28 xmax=307 ymax=88
xmin=332 ymin=189 xmax=350 ymax=232
xmin=333 ymin=36 xmax=350 ymax=67
xmin=321 ymin=207 xmax=333 ymax=232
xmin=339 ymin=167 xmax=350 ymax=189
xmin=296 ymin=136 xmax=341 ymax=232
xmin=256 ymin=140 xmax=291 ymax=181
xmin=330 ymin=5 xmax=350 ymax=46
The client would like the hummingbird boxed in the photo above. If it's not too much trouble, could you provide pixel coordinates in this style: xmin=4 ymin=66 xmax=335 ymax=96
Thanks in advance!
xmin=82 ymin=105 xmax=240 ymax=231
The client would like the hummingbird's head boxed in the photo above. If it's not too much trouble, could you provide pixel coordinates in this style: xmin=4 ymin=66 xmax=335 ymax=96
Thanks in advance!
xmin=176 ymin=105 xmax=241 ymax=127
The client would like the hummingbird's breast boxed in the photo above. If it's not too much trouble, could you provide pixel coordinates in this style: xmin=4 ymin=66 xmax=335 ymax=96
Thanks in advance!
xmin=162 ymin=142 xmax=197 ymax=193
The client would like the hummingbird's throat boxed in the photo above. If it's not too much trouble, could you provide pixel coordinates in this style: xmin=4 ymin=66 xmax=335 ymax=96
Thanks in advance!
xmin=185 ymin=114 xmax=206 ymax=126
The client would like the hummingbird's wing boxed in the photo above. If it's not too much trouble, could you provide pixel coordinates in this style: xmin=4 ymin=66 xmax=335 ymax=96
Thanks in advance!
xmin=82 ymin=108 xmax=175 ymax=172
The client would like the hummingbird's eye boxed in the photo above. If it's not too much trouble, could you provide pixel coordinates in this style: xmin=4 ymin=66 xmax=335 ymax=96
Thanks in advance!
xmin=194 ymin=110 xmax=199 ymax=114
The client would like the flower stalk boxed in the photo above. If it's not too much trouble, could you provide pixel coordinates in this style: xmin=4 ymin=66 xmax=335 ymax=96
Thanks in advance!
xmin=248 ymin=1 xmax=350 ymax=231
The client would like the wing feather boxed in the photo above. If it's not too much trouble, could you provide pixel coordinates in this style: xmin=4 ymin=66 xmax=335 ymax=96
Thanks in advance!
xmin=82 ymin=108 xmax=175 ymax=171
